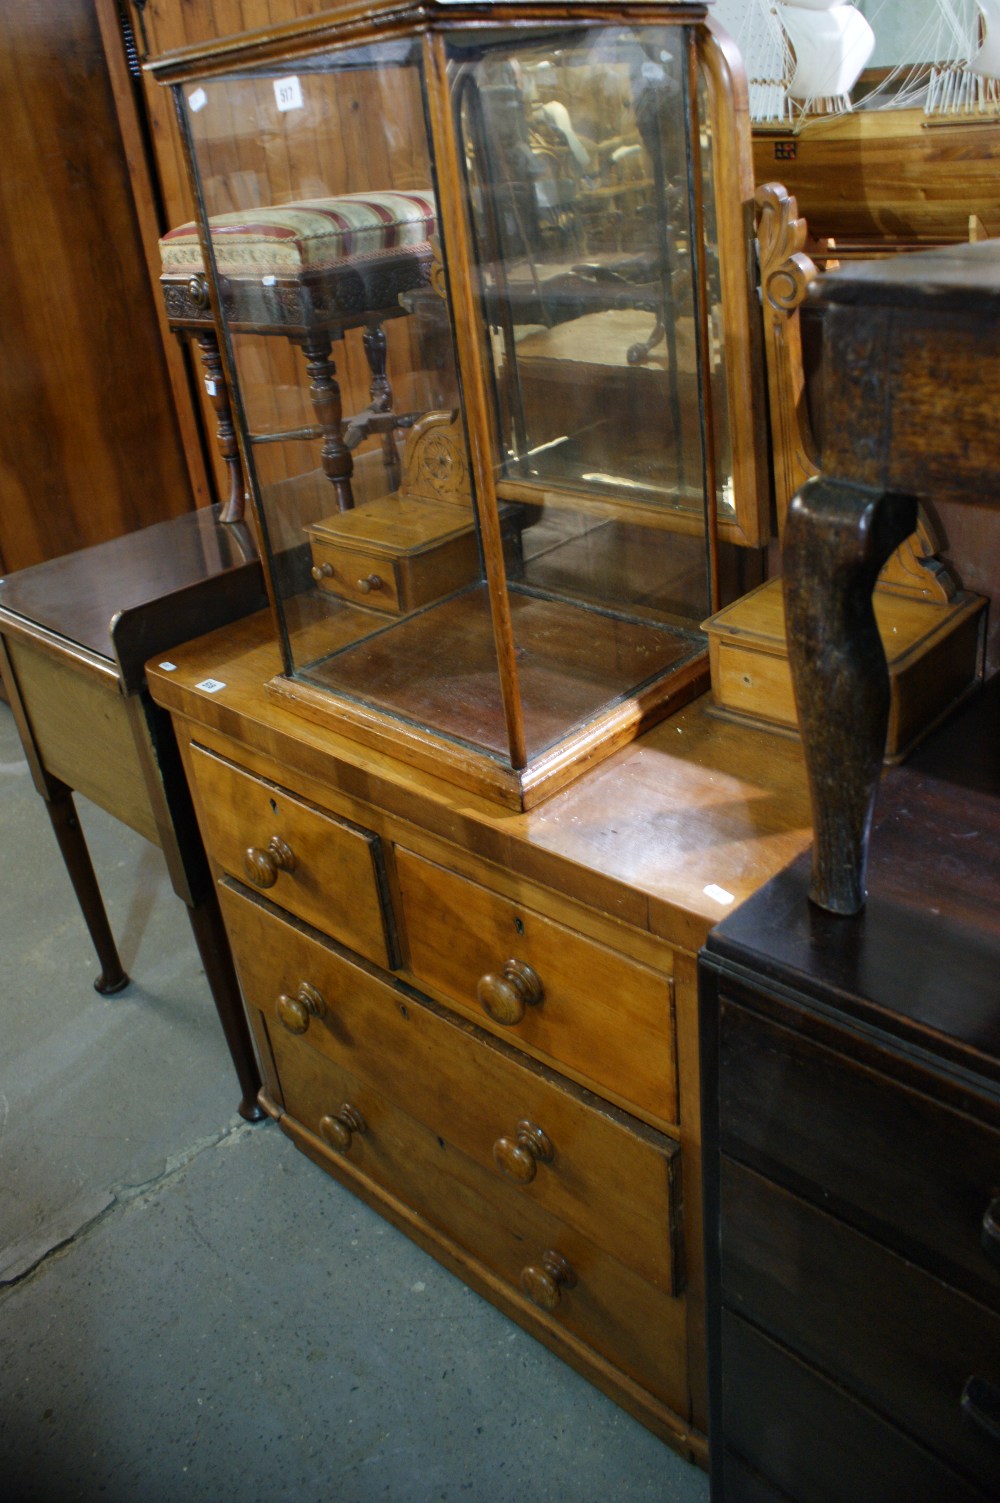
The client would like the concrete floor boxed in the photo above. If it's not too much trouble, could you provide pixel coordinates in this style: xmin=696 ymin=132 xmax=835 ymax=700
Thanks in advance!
xmin=0 ymin=700 xmax=709 ymax=1503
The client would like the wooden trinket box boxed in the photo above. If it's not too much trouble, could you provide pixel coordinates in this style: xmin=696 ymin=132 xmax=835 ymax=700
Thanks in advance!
xmin=703 ymin=575 xmax=985 ymax=761
xmin=306 ymin=496 xmax=480 ymax=616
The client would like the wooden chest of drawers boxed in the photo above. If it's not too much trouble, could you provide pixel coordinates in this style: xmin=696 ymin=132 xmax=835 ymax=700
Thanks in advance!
xmin=147 ymin=610 xmax=815 ymax=1464
xmin=699 ymin=680 xmax=1000 ymax=1501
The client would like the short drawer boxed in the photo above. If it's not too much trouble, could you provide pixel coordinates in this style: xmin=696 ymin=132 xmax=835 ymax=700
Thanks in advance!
xmin=264 ymin=1022 xmax=689 ymax=1415
xmin=720 ymin=1157 xmax=1000 ymax=1497
xmin=394 ymin=848 xmax=677 ymax=1127
xmin=718 ymin=997 xmax=1000 ymax=1310
xmin=719 ymin=1313 xmax=992 ymax=1503
xmin=220 ymin=879 xmax=681 ymax=1294
xmin=187 ymin=743 xmax=392 ymax=966
xmin=309 ymin=538 xmax=403 ymax=612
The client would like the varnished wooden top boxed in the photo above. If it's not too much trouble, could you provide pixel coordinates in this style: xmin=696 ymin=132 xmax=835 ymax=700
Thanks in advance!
xmin=0 ymin=507 xmax=264 ymax=691
xmin=148 ymin=1 xmax=710 ymax=82
xmin=147 ymin=610 xmax=813 ymax=952
xmin=707 ymin=675 xmax=1000 ymax=1084
xmin=813 ymin=238 xmax=1000 ymax=314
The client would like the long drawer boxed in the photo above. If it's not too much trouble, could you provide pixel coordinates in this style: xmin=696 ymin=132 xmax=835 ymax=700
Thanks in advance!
xmin=394 ymin=848 xmax=677 ymax=1128
xmin=717 ymin=996 xmax=1000 ymax=1310
xmin=221 ymin=879 xmax=681 ymax=1294
xmin=720 ymin=1157 xmax=1000 ymax=1497
xmin=719 ymin=1313 xmax=993 ymax=1503
xmin=263 ymin=1019 xmax=689 ymax=1414
xmin=187 ymin=743 xmax=393 ymax=967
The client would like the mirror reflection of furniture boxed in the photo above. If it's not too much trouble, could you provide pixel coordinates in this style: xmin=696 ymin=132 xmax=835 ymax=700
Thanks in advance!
xmin=159 ymin=192 xmax=437 ymax=513
xmin=703 ymin=184 xmax=986 ymax=780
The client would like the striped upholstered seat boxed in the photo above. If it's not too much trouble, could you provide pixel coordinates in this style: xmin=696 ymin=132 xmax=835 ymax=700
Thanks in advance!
xmin=159 ymin=192 xmax=438 ymax=516
xmin=159 ymin=191 xmax=437 ymax=279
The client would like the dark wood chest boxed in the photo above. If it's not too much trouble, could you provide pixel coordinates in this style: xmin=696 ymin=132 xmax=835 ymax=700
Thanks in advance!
xmin=699 ymin=678 xmax=1000 ymax=1502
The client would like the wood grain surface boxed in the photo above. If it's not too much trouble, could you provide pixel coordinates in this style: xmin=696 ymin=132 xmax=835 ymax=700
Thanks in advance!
xmin=0 ymin=0 xmax=194 ymax=574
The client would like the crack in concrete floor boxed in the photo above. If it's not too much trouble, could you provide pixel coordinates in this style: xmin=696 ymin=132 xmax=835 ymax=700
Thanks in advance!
xmin=0 ymin=1116 xmax=256 ymax=1291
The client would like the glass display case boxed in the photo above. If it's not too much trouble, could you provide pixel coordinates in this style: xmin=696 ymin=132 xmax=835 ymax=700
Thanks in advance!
xmin=153 ymin=0 xmax=766 ymax=808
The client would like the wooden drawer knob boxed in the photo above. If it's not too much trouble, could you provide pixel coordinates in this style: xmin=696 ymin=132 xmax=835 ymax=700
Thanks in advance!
xmin=319 ymin=1104 xmax=366 ymax=1153
xmin=311 ymin=562 xmax=334 ymax=582
xmin=356 ymin=573 xmax=383 ymax=594
xmin=982 ymin=1197 xmax=1000 ymax=1267
xmin=493 ymin=1120 xmax=554 ymax=1184
xmin=275 ymin=981 xmax=325 ymax=1035
xmin=243 ymin=834 xmax=296 ymax=888
xmin=520 ymin=1251 xmax=576 ymax=1313
xmin=477 ymin=959 xmax=543 ymax=1026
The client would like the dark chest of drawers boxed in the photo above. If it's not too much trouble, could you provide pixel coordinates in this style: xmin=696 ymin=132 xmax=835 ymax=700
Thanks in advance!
xmin=699 ymin=679 xmax=1000 ymax=1502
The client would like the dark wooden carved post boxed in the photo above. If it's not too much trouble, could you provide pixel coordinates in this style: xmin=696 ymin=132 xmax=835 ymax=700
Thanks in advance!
xmin=784 ymin=477 xmax=916 ymax=914
xmin=194 ymin=331 xmax=244 ymax=524
xmin=362 ymin=322 xmax=401 ymax=493
xmin=301 ymin=335 xmax=354 ymax=511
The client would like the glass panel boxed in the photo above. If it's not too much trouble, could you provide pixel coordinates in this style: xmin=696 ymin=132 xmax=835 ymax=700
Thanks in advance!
xmin=173 ymin=18 xmax=731 ymax=787
xmin=447 ymin=24 xmax=714 ymax=760
xmin=178 ymin=42 xmax=517 ymax=761
xmin=455 ymin=25 xmax=731 ymax=525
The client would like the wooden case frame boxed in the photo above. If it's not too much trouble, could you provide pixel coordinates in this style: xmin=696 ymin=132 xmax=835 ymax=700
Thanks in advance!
xmin=151 ymin=1 xmax=767 ymax=810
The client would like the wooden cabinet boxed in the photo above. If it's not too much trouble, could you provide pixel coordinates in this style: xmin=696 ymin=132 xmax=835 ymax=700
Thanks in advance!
xmin=0 ymin=0 xmax=202 ymax=581
xmin=185 ymin=709 xmax=692 ymax=1432
xmin=148 ymin=609 xmax=815 ymax=1462
xmin=699 ymin=678 xmax=1000 ymax=1501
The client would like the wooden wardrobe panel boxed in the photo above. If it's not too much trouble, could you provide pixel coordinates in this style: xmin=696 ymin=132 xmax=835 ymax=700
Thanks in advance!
xmin=0 ymin=0 xmax=195 ymax=574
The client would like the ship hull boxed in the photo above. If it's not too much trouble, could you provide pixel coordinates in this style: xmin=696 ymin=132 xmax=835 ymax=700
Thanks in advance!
xmin=753 ymin=105 xmax=1000 ymax=252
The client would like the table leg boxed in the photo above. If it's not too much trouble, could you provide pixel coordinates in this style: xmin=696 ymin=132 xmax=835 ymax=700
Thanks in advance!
xmin=783 ymin=476 xmax=917 ymax=915
xmin=46 ymin=788 xmax=130 ymax=995
xmin=185 ymin=888 xmax=264 ymax=1122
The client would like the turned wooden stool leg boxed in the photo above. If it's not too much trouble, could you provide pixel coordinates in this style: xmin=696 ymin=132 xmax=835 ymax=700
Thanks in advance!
xmin=362 ymin=322 xmax=401 ymax=492
xmin=300 ymin=335 xmax=354 ymax=512
xmin=194 ymin=331 xmax=245 ymax=524
xmin=46 ymin=788 xmax=129 ymax=995
xmin=783 ymin=476 xmax=917 ymax=916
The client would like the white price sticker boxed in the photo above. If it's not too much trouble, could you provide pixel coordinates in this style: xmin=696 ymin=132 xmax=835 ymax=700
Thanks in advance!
xmin=196 ymin=678 xmax=227 ymax=695
xmin=274 ymin=76 xmax=304 ymax=112
xmin=158 ymin=661 xmax=177 ymax=672
xmin=188 ymin=87 xmax=208 ymax=114
xmin=703 ymin=884 xmax=735 ymax=907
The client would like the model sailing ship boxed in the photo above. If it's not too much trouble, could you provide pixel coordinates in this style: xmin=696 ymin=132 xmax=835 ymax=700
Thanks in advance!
xmin=713 ymin=0 xmax=1000 ymax=249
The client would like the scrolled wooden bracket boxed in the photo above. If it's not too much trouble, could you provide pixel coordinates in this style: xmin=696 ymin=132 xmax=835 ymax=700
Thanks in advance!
xmin=874 ymin=513 xmax=958 ymax=603
xmin=755 ymin=181 xmax=821 ymax=542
